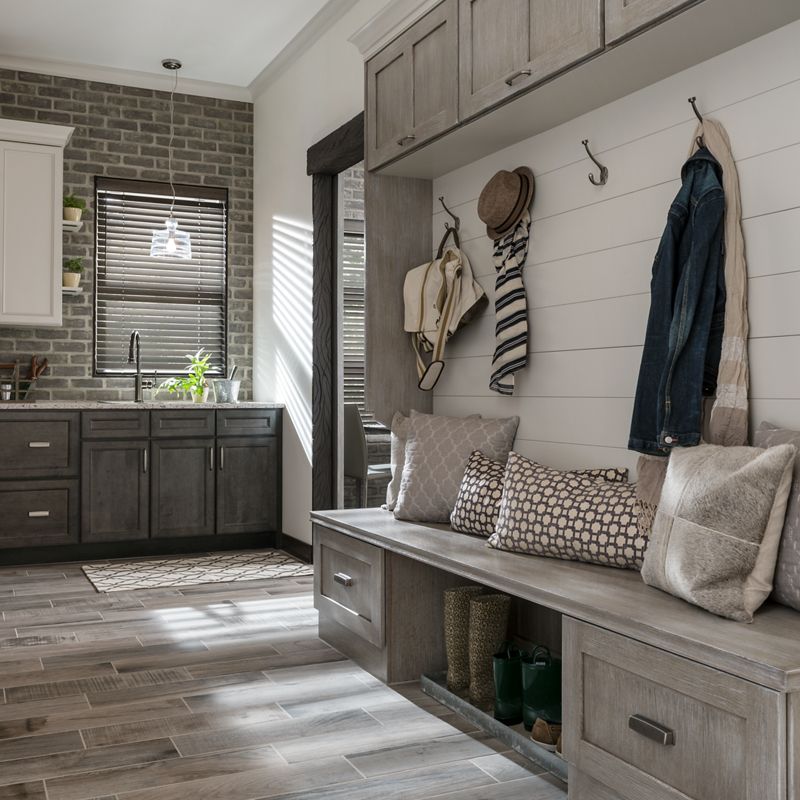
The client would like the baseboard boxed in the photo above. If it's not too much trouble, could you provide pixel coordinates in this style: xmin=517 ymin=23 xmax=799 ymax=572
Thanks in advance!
xmin=278 ymin=532 xmax=313 ymax=563
xmin=0 ymin=532 xmax=280 ymax=567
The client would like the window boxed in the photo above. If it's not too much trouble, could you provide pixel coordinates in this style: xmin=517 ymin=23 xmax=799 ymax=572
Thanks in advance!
xmin=341 ymin=221 xmax=366 ymax=411
xmin=94 ymin=177 xmax=227 ymax=376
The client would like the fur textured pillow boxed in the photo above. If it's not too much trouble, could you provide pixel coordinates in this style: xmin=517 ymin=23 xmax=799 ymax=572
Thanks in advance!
xmin=488 ymin=452 xmax=646 ymax=569
xmin=394 ymin=411 xmax=519 ymax=523
xmin=451 ymin=450 xmax=629 ymax=538
xmin=754 ymin=422 xmax=800 ymax=611
xmin=641 ymin=443 xmax=796 ymax=622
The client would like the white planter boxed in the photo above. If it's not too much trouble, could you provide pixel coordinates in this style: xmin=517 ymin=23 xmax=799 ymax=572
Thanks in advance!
xmin=191 ymin=386 xmax=210 ymax=404
xmin=62 ymin=271 xmax=80 ymax=288
xmin=63 ymin=207 xmax=82 ymax=222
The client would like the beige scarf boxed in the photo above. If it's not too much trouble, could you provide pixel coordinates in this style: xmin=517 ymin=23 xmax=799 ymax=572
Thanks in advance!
xmin=638 ymin=117 xmax=750 ymax=505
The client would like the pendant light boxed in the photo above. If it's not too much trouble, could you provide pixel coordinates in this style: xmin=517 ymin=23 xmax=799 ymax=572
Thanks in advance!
xmin=150 ymin=58 xmax=192 ymax=259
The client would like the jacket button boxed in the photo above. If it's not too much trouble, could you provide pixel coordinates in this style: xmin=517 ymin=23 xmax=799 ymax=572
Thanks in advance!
xmin=664 ymin=436 xmax=674 ymax=444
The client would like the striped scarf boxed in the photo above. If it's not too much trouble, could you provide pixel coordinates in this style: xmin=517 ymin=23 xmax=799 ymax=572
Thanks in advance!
xmin=490 ymin=211 xmax=530 ymax=395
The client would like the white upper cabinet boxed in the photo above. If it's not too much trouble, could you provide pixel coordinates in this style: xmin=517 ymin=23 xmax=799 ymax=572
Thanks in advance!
xmin=605 ymin=0 xmax=696 ymax=44
xmin=0 ymin=119 xmax=73 ymax=328
xmin=459 ymin=0 xmax=603 ymax=121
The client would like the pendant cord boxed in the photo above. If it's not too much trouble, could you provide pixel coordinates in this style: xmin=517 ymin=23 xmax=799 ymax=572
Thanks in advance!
xmin=168 ymin=68 xmax=177 ymax=218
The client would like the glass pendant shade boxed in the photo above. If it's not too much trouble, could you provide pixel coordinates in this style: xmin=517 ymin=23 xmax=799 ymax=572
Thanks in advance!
xmin=150 ymin=218 xmax=192 ymax=259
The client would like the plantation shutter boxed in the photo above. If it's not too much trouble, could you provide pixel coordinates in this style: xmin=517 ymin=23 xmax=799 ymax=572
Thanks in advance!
xmin=94 ymin=177 xmax=227 ymax=376
xmin=341 ymin=224 xmax=367 ymax=411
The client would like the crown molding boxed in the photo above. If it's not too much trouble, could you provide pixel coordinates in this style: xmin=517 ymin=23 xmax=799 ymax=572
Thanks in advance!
xmin=0 ymin=117 xmax=73 ymax=147
xmin=0 ymin=55 xmax=252 ymax=103
xmin=348 ymin=0 xmax=440 ymax=59
xmin=249 ymin=0 xmax=361 ymax=98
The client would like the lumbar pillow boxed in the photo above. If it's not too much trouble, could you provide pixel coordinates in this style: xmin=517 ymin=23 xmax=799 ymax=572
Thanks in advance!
xmin=488 ymin=452 xmax=646 ymax=569
xmin=754 ymin=422 xmax=800 ymax=611
xmin=394 ymin=411 xmax=519 ymax=523
xmin=641 ymin=443 xmax=796 ymax=622
xmin=451 ymin=450 xmax=629 ymax=538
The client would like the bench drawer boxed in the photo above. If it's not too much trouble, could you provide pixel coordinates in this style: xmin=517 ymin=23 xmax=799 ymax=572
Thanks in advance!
xmin=314 ymin=525 xmax=384 ymax=647
xmin=0 ymin=480 xmax=79 ymax=548
xmin=82 ymin=410 xmax=149 ymax=439
xmin=563 ymin=618 xmax=783 ymax=800
xmin=0 ymin=413 xmax=79 ymax=478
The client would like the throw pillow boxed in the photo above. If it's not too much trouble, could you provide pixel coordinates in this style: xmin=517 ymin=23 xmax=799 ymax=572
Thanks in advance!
xmin=394 ymin=411 xmax=519 ymax=523
xmin=385 ymin=412 xmax=410 ymax=511
xmin=641 ymin=443 xmax=796 ymax=622
xmin=489 ymin=452 xmax=646 ymax=569
xmin=451 ymin=450 xmax=629 ymax=538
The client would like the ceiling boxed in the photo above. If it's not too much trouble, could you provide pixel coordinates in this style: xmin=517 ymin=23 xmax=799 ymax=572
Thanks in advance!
xmin=0 ymin=0 xmax=333 ymax=97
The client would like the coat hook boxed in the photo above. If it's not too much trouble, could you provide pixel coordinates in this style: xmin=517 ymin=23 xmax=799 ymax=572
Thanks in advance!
xmin=688 ymin=97 xmax=705 ymax=148
xmin=438 ymin=195 xmax=460 ymax=232
xmin=582 ymin=139 xmax=608 ymax=186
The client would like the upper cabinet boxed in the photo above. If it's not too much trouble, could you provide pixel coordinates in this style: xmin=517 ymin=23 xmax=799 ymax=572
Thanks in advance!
xmin=459 ymin=0 xmax=603 ymax=121
xmin=0 ymin=119 xmax=72 ymax=328
xmin=366 ymin=0 xmax=458 ymax=171
xmin=605 ymin=0 xmax=695 ymax=44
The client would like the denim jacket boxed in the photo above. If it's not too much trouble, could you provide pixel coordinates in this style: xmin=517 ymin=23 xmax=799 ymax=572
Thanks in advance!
xmin=629 ymin=147 xmax=726 ymax=456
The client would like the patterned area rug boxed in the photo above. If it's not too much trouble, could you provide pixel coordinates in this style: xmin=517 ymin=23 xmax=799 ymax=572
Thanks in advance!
xmin=82 ymin=550 xmax=314 ymax=592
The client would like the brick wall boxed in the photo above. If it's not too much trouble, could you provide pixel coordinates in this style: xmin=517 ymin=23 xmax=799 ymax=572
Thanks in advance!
xmin=0 ymin=70 xmax=254 ymax=400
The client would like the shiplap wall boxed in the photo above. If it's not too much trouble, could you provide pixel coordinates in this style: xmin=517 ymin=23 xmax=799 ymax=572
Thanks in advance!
xmin=430 ymin=19 xmax=800 ymax=477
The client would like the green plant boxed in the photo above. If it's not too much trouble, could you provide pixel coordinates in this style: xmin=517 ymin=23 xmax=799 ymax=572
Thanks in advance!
xmin=159 ymin=349 xmax=212 ymax=397
xmin=63 ymin=195 xmax=87 ymax=210
xmin=63 ymin=258 xmax=83 ymax=273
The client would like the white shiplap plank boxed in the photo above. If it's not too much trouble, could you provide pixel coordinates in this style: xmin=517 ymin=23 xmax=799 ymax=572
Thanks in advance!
xmin=503 ymin=439 xmax=639 ymax=475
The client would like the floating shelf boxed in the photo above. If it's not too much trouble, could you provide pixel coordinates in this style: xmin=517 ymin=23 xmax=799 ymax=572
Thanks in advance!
xmin=61 ymin=286 xmax=83 ymax=296
xmin=62 ymin=219 xmax=83 ymax=232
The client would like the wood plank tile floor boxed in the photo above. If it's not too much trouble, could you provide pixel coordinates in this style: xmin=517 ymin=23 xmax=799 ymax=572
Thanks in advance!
xmin=0 ymin=556 xmax=567 ymax=800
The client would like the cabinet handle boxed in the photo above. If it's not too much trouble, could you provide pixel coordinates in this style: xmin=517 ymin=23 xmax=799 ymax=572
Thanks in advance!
xmin=396 ymin=134 xmax=416 ymax=146
xmin=628 ymin=714 xmax=675 ymax=746
xmin=333 ymin=572 xmax=353 ymax=587
xmin=28 ymin=510 xmax=50 ymax=518
xmin=28 ymin=441 xmax=51 ymax=448
xmin=142 ymin=448 xmax=148 ymax=474
xmin=505 ymin=68 xmax=532 ymax=86
xmin=209 ymin=446 xmax=215 ymax=471
xmin=219 ymin=445 xmax=224 ymax=471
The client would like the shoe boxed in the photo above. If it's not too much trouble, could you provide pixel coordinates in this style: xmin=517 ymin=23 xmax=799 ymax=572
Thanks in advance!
xmin=530 ymin=718 xmax=562 ymax=752
xmin=468 ymin=593 xmax=511 ymax=711
xmin=443 ymin=586 xmax=483 ymax=693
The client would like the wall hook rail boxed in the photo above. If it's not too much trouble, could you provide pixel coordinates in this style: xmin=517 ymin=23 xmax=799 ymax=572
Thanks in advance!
xmin=582 ymin=139 xmax=608 ymax=186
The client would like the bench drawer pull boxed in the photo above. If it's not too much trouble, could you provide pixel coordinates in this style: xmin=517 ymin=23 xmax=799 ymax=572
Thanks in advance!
xmin=28 ymin=511 xmax=50 ymax=518
xmin=28 ymin=441 xmax=51 ymax=448
xmin=334 ymin=572 xmax=353 ymax=587
xmin=628 ymin=714 xmax=675 ymax=746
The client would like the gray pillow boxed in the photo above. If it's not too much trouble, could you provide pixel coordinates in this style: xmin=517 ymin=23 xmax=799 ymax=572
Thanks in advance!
xmin=754 ymin=422 xmax=800 ymax=610
xmin=394 ymin=411 xmax=519 ymax=523
xmin=641 ymin=443 xmax=796 ymax=622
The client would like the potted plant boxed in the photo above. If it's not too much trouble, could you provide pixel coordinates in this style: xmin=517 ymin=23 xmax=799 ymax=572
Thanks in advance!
xmin=62 ymin=258 xmax=83 ymax=288
xmin=159 ymin=349 xmax=212 ymax=403
xmin=63 ymin=195 xmax=87 ymax=222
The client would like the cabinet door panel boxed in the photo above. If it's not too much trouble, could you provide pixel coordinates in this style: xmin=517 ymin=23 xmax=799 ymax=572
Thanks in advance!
xmin=0 ymin=142 xmax=61 ymax=327
xmin=81 ymin=441 xmax=149 ymax=542
xmin=151 ymin=439 xmax=215 ymax=538
xmin=605 ymin=0 xmax=695 ymax=44
xmin=217 ymin=437 xmax=278 ymax=535
xmin=531 ymin=0 xmax=603 ymax=80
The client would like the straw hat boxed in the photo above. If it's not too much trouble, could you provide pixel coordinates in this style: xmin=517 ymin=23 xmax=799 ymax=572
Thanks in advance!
xmin=477 ymin=166 xmax=535 ymax=240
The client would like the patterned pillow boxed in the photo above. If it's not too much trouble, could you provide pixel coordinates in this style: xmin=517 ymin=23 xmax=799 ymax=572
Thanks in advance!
xmin=489 ymin=452 xmax=647 ymax=569
xmin=451 ymin=450 xmax=629 ymax=538
xmin=394 ymin=411 xmax=519 ymax=523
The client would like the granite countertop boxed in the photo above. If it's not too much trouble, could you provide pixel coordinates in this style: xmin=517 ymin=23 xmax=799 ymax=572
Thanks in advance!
xmin=0 ymin=401 xmax=284 ymax=410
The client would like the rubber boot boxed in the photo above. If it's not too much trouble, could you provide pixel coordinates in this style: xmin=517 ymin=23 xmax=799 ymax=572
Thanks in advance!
xmin=443 ymin=585 xmax=483 ymax=693
xmin=468 ymin=593 xmax=511 ymax=711
xmin=493 ymin=642 xmax=523 ymax=725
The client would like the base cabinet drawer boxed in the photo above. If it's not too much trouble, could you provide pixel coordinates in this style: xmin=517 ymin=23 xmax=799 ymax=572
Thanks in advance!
xmin=0 ymin=480 xmax=79 ymax=548
xmin=563 ymin=618 xmax=783 ymax=800
xmin=0 ymin=413 xmax=79 ymax=478
xmin=314 ymin=525 xmax=384 ymax=647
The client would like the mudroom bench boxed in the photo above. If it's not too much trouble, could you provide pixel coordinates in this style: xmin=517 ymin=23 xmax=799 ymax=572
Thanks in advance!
xmin=311 ymin=507 xmax=800 ymax=800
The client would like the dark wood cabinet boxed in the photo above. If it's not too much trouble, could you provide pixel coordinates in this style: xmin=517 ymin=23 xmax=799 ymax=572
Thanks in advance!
xmin=151 ymin=438 xmax=216 ymax=538
xmin=0 ymin=412 xmax=79 ymax=479
xmin=217 ymin=436 xmax=278 ymax=535
xmin=81 ymin=440 xmax=149 ymax=542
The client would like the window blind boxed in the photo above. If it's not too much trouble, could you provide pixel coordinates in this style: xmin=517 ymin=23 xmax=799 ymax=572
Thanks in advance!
xmin=94 ymin=178 xmax=228 ymax=376
xmin=341 ymin=226 xmax=366 ymax=411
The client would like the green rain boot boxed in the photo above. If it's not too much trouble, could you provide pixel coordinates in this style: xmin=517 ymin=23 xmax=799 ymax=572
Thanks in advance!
xmin=493 ymin=642 xmax=523 ymax=725
xmin=443 ymin=585 xmax=483 ymax=693
xmin=468 ymin=593 xmax=511 ymax=711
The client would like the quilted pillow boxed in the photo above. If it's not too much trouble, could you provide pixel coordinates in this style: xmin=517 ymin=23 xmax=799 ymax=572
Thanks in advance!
xmin=753 ymin=422 xmax=800 ymax=611
xmin=394 ymin=411 xmax=519 ymax=523
xmin=489 ymin=452 xmax=646 ymax=569
xmin=641 ymin=443 xmax=795 ymax=622
xmin=451 ymin=450 xmax=629 ymax=538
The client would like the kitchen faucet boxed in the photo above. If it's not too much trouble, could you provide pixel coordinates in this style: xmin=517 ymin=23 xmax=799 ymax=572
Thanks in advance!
xmin=127 ymin=330 xmax=153 ymax=403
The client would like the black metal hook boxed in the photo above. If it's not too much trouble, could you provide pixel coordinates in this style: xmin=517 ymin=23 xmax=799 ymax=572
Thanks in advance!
xmin=438 ymin=196 xmax=460 ymax=233
xmin=436 ymin=196 xmax=461 ymax=257
xmin=582 ymin=139 xmax=608 ymax=186
xmin=688 ymin=97 xmax=705 ymax=148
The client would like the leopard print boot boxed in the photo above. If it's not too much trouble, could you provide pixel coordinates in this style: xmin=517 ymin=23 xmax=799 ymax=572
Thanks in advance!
xmin=443 ymin=585 xmax=483 ymax=693
xmin=468 ymin=593 xmax=511 ymax=711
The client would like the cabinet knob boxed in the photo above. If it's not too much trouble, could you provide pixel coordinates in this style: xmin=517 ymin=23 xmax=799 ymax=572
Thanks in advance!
xmin=628 ymin=714 xmax=675 ymax=746
xmin=505 ymin=68 xmax=532 ymax=86
xmin=397 ymin=134 xmax=416 ymax=146
xmin=333 ymin=572 xmax=353 ymax=587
